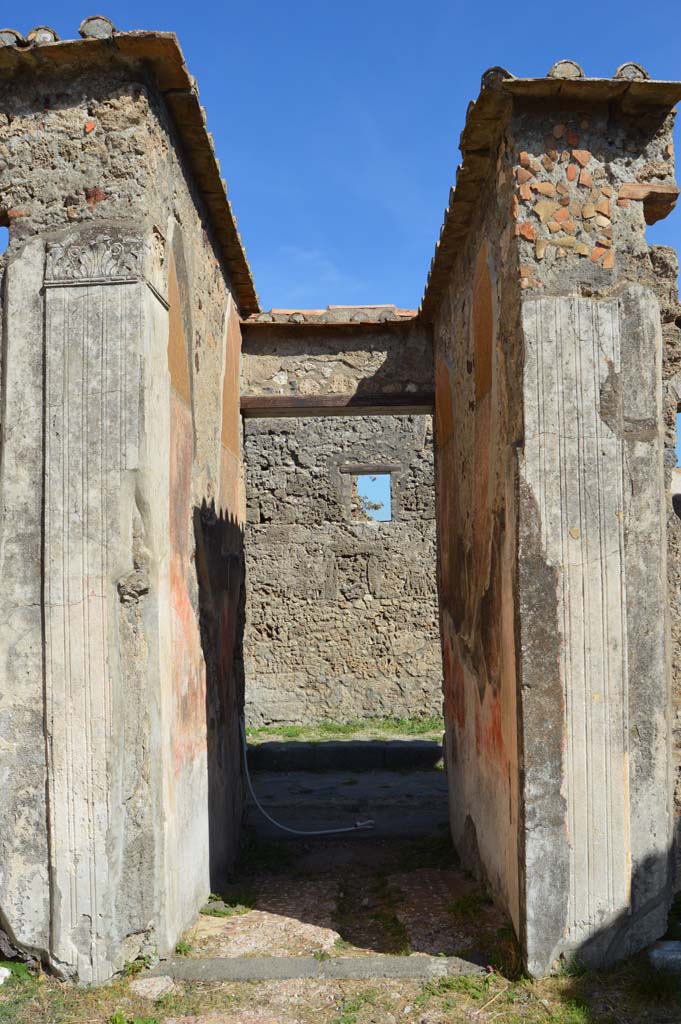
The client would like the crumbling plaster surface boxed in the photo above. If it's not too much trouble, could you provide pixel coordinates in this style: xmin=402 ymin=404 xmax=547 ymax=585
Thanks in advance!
xmin=0 ymin=59 xmax=245 ymax=981
xmin=243 ymin=414 xmax=442 ymax=725
xmin=653 ymin=243 xmax=681 ymax=887
xmin=241 ymin=321 xmax=433 ymax=399
xmin=433 ymin=147 xmax=522 ymax=943
xmin=432 ymin=90 xmax=677 ymax=977
xmin=511 ymin=102 xmax=674 ymax=972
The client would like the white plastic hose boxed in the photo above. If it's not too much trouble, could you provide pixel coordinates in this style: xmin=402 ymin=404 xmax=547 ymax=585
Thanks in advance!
xmin=240 ymin=719 xmax=375 ymax=836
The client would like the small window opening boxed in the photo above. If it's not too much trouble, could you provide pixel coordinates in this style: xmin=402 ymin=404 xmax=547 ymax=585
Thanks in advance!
xmin=352 ymin=473 xmax=392 ymax=522
xmin=0 ymin=225 xmax=8 ymax=255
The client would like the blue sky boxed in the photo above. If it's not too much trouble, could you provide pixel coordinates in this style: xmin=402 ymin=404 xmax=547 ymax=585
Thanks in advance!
xmin=8 ymin=1 xmax=681 ymax=311
xmin=357 ymin=474 xmax=392 ymax=522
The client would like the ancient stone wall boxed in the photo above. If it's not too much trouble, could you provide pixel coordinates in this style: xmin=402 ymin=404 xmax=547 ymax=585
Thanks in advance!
xmin=433 ymin=144 xmax=522 ymax=942
xmin=653 ymin=244 xmax=681 ymax=886
xmin=241 ymin=317 xmax=433 ymax=402
xmin=243 ymin=414 xmax=442 ymax=725
xmin=0 ymin=50 xmax=245 ymax=981
xmin=510 ymin=101 xmax=674 ymax=972
xmin=428 ymin=75 xmax=678 ymax=975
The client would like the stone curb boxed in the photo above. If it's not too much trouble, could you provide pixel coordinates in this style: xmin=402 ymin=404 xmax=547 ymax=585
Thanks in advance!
xmin=150 ymin=954 xmax=483 ymax=982
xmin=247 ymin=740 xmax=443 ymax=773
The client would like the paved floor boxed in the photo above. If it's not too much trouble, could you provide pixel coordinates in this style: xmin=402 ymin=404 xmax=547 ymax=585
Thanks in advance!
xmin=161 ymin=764 xmax=515 ymax=979
xmin=244 ymin=766 xmax=449 ymax=839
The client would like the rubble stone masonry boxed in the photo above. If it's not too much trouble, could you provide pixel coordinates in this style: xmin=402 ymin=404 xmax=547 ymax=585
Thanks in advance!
xmin=0 ymin=42 xmax=247 ymax=982
xmin=243 ymin=414 xmax=442 ymax=725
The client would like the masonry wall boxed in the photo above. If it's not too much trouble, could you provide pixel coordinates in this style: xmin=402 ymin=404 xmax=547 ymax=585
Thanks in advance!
xmin=243 ymin=414 xmax=442 ymax=725
xmin=654 ymin=244 xmax=681 ymax=886
xmin=509 ymin=99 xmax=674 ymax=972
xmin=241 ymin=320 xmax=433 ymax=401
xmin=431 ymin=84 xmax=677 ymax=975
xmin=0 ymin=58 xmax=245 ymax=981
xmin=433 ymin=154 xmax=522 ymax=939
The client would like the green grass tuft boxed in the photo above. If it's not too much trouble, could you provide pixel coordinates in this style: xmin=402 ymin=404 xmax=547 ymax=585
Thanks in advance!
xmin=108 ymin=1012 xmax=160 ymax=1024
xmin=416 ymin=973 xmax=491 ymax=1006
xmin=122 ymin=955 xmax=153 ymax=977
xmin=329 ymin=988 xmax=378 ymax=1024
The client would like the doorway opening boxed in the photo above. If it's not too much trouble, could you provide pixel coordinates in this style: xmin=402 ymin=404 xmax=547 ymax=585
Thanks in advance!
xmin=183 ymin=410 xmax=518 ymax=972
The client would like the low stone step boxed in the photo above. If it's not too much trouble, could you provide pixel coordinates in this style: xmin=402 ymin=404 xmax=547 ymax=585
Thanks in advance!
xmin=247 ymin=739 xmax=443 ymax=772
xmin=151 ymin=953 xmax=483 ymax=982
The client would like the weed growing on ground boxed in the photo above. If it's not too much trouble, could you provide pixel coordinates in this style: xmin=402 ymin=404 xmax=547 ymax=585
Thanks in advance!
xmin=447 ymin=885 xmax=494 ymax=920
xmin=329 ymin=988 xmax=379 ymax=1024
xmin=489 ymin=922 xmax=524 ymax=978
xmin=0 ymin=962 xmax=31 ymax=982
xmin=313 ymin=948 xmax=331 ymax=961
xmin=369 ymin=873 xmax=411 ymax=955
xmin=122 ymin=955 xmax=153 ymax=976
xmin=201 ymin=887 xmax=256 ymax=917
xmin=174 ymin=940 xmax=193 ymax=956
xmin=108 ymin=1012 xmax=159 ymax=1024
xmin=415 ymin=972 xmax=492 ymax=1006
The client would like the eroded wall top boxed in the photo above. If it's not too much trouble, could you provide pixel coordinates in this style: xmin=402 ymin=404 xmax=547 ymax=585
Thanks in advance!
xmin=0 ymin=16 xmax=259 ymax=315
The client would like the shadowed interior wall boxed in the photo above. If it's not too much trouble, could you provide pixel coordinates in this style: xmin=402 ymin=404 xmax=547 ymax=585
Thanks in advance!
xmin=243 ymin=414 xmax=442 ymax=725
xmin=434 ymin=209 xmax=521 ymax=937
xmin=655 ymin=243 xmax=681 ymax=884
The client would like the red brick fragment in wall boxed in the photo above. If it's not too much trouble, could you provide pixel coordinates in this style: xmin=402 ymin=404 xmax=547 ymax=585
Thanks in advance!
xmin=84 ymin=120 xmax=96 ymax=134
xmin=533 ymin=181 xmax=556 ymax=197
xmin=617 ymin=181 xmax=680 ymax=224
xmin=85 ymin=186 xmax=108 ymax=206
xmin=518 ymin=221 xmax=536 ymax=241
xmin=566 ymin=165 xmax=577 ymax=182
xmin=7 ymin=208 xmax=28 ymax=220
xmin=572 ymin=149 xmax=591 ymax=167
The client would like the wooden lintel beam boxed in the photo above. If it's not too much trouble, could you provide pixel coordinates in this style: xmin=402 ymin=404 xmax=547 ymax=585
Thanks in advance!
xmin=240 ymin=392 xmax=435 ymax=418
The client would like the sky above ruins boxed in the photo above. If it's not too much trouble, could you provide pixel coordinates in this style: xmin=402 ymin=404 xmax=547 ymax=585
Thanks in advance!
xmin=11 ymin=1 xmax=681 ymax=309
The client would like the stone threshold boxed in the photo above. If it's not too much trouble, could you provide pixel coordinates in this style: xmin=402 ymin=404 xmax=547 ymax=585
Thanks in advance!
xmin=247 ymin=739 xmax=443 ymax=773
xmin=150 ymin=954 xmax=483 ymax=982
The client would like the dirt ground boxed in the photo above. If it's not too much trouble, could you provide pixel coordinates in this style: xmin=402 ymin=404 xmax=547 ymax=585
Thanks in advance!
xmin=3 ymin=761 xmax=680 ymax=1024
xmin=2 ymin=833 xmax=681 ymax=1024
xmin=3 ymin=955 xmax=681 ymax=1024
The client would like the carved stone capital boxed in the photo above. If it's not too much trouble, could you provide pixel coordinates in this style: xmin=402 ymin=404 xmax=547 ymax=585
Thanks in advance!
xmin=45 ymin=233 xmax=142 ymax=285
